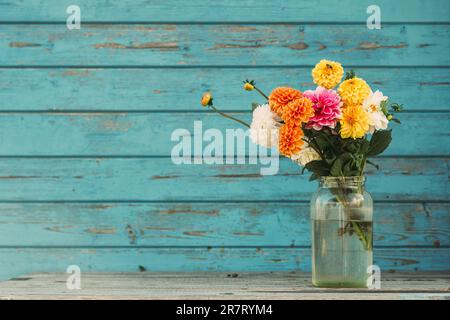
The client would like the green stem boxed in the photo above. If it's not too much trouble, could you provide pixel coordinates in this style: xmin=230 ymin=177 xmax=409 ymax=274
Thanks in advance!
xmin=303 ymin=136 xmax=325 ymax=161
xmin=359 ymin=157 xmax=367 ymax=176
xmin=254 ymin=86 xmax=269 ymax=100
xmin=335 ymin=178 xmax=372 ymax=251
xmin=351 ymin=220 xmax=368 ymax=249
xmin=209 ymin=105 xmax=250 ymax=128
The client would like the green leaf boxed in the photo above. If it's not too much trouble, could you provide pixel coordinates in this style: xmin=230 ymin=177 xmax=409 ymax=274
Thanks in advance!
xmin=251 ymin=102 xmax=259 ymax=111
xmin=359 ymin=139 xmax=370 ymax=154
xmin=305 ymin=160 xmax=330 ymax=176
xmin=331 ymin=153 xmax=353 ymax=176
xmin=367 ymin=130 xmax=392 ymax=156
xmin=380 ymin=100 xmax=389 ymax=116
xmin=390 ymin=103 xmax=404 ymax=112
xmin=342 ymin=161 xmax=353 ymax=176
xmin=330 ymin=158 xmax=343 ymax=176
xmin=391 ymin=118 xmax=401 ymax=124
xmin=345 ymin=70 xmax=355 ymax=80
xmin=309 ymin=173 xmax=319 ymax=181
xmin=366 ymin=159 xmax=380 ymax=170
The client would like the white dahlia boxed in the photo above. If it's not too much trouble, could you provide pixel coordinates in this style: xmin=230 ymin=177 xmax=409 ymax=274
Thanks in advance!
xmin=249 ymin=104 xmax=281 ymax=148
xmin=291 ymin=142 xmax=321 ymax=166
xmin=363 ymin=90 xmax=389 ymax=134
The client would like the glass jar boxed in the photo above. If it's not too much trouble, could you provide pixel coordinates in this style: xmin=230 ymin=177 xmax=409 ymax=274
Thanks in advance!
xmin=310 ymin=176 xmax=373 ymax=288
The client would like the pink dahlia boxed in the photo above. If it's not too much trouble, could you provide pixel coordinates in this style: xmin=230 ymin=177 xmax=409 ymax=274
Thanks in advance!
xmin=303 ymin=86 xmax=342 ymax=130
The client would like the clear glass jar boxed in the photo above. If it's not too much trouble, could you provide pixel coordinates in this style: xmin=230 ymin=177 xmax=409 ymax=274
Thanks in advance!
xmin=310 ymin=176 xmax=373 ymax=288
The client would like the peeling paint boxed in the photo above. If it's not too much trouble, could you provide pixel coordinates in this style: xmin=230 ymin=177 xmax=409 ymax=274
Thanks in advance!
xmin=210 ymin=43 xmax=263 ymax=50
xmin=88 ymin=204 xmax=113 ymax=210
xmin=419 ymin=82 xmax=450 ymax=86
xmin=285 ymin=42 xmax=309 ymax=50
xmin=233 ymin=231 xmax=264 ymax=236
xmin=183 ymin=231 xmax=207 ymax=236
xmin=63 ymin=70 xmax=90 ymax=77
xmin=356 ymin=42 xmax=408 ymax=50
xmin=94 ymin=42 xmax=179 ymax=50
xmin=150 ymin=175 xmax=179 ymax=180
xmin=126 ymin=224 xmax=137 ymax=244
xmin=85 ymin=227 xmax=116 ymax=234
xmin=101 ymin=119 xmax=132 ymax=131
xmin=214 ymin=173 xmax=261 ymax=179
xmin=158 ymin=209 xmax=219 ymax=216
xmin=9 ymin=42 xmax=41 ymax=48
xmin=0 ymin=176 xmax=42 ymax=179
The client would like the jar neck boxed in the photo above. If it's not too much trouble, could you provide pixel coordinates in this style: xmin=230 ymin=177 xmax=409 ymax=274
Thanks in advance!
xmin=319 ymin=176 xmax=365 ymax=189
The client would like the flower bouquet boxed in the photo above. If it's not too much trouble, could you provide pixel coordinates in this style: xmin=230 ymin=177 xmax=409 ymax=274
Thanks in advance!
xmin=201 ymin=60 xmax=403 ymax=287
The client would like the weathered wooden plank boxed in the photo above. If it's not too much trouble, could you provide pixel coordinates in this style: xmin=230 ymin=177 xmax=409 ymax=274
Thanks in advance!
xmin=0 ymin=113 xmax=448 ymax=156
xmin=1 ymin=272 xmax=449 ymax=300
xmin=1 ymin=68 xmax=449 ymax=111
xmin=1 ymin=24 xmax=449 ymax=66
xmin=0 ymin=203 xmax=447 ymax=247
xmin=2 ymin=291 xmax=449 ymax=300
xmin=0 ymin=203 xmax=450 ymax=247
xmin=0 ymin=158 xmax=447 ymax=201
xmin=0 ymin=0 xmax=448 ymax=23
xmin=0 ymin=248 xmax=448 ymax=281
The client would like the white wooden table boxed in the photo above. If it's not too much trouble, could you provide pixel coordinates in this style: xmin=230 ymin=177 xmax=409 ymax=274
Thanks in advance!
xmin=0 ymin=272 xmax=448 ymax=300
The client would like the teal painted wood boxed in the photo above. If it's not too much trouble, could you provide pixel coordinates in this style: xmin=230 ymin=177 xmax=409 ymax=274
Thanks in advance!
xmin=0 ymin=1 xmax=449 ymax=279
xmin=0 ymin=248 xmax=448 ymax=281
xmin=0 ymin=158 xmax=447 ymax=201
xmin=0 ymin=68 xmax=449 ymax=111
xmin=1 ymin=24 xmax=449 ymax=66
xmin=0 ymin=203 xmax=447 ymax=247
xmin=0 ymin=113 xmax=447 ymax=156
xmin=0 ymin=0 xmax=449 ymax=23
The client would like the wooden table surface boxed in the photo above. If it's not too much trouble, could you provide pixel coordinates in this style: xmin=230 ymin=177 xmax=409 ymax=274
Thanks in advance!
xmin=0 ymin=272 xmax=448 ymax=300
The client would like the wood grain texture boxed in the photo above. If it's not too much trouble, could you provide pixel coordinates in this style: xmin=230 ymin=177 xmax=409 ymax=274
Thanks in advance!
xmin=1 ymin=24 xmax=449 ymax=66
xmin=1 ymin=272 xmax=449 ymax=300
xmin=0 ymin=158 xmax=447 ymax=201
xmin=1 ymin=0 xmax=449 ymax=23
xmin=1 ymin=68 xmax=449 ymax=111
xmin=0 ymin=113 xmax=448 ymax=156
xmin=0 ymin=0 xmax=448 ymax=280
xmin=0 ymin=248 xmax=448 ymax=281
xmin=0 ymin=202 xmax=447 ymax=247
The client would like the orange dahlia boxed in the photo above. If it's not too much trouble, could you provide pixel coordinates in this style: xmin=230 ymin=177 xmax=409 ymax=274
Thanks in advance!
xmin=279 ymin=124 xmax=304 ymax=157
xmin=281 ymin=97 xmax=315 ymax=126
xmin=268 ymin=87 xmax=302 ymax=116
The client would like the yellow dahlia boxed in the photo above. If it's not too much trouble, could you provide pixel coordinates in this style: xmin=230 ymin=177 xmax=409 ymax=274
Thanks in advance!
xmin=268 ymin=87 xmax=302 ymax=116
xmin=281 ymin=97 xmax=315 ymax=126
xmin=312 ymin=60 xmax=344 ymax=89
xmin=340 ymin=105 xmax=370 ymax=139
xmin=338 ymin=77 xmax=371 ymax=106
xmin=279 ymin=124 xmax=304 ymax=157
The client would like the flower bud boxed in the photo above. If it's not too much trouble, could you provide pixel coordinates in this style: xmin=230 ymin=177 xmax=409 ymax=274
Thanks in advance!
xmin=387 ymin=114 xmax=393 ymax=120
xmin=244 ymin=82 xmax=254 ymax=91
xmin=201 ymin=92 xmax=213 ymax=106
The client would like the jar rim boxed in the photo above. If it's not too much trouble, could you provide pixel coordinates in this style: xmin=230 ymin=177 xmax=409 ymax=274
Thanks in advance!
xmin=319 ymin=176 xmax=365 ymax=183
xmin=319 ymin=176 xmax=366 ymax=187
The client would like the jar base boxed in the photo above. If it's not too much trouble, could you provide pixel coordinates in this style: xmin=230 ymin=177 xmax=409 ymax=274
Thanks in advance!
xmin=313 ymin=280 xmax=367 ymax=288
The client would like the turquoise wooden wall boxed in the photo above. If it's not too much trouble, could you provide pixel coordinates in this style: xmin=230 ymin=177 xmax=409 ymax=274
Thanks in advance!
xmin=0 ymin=0 xmax=449 ymax=280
